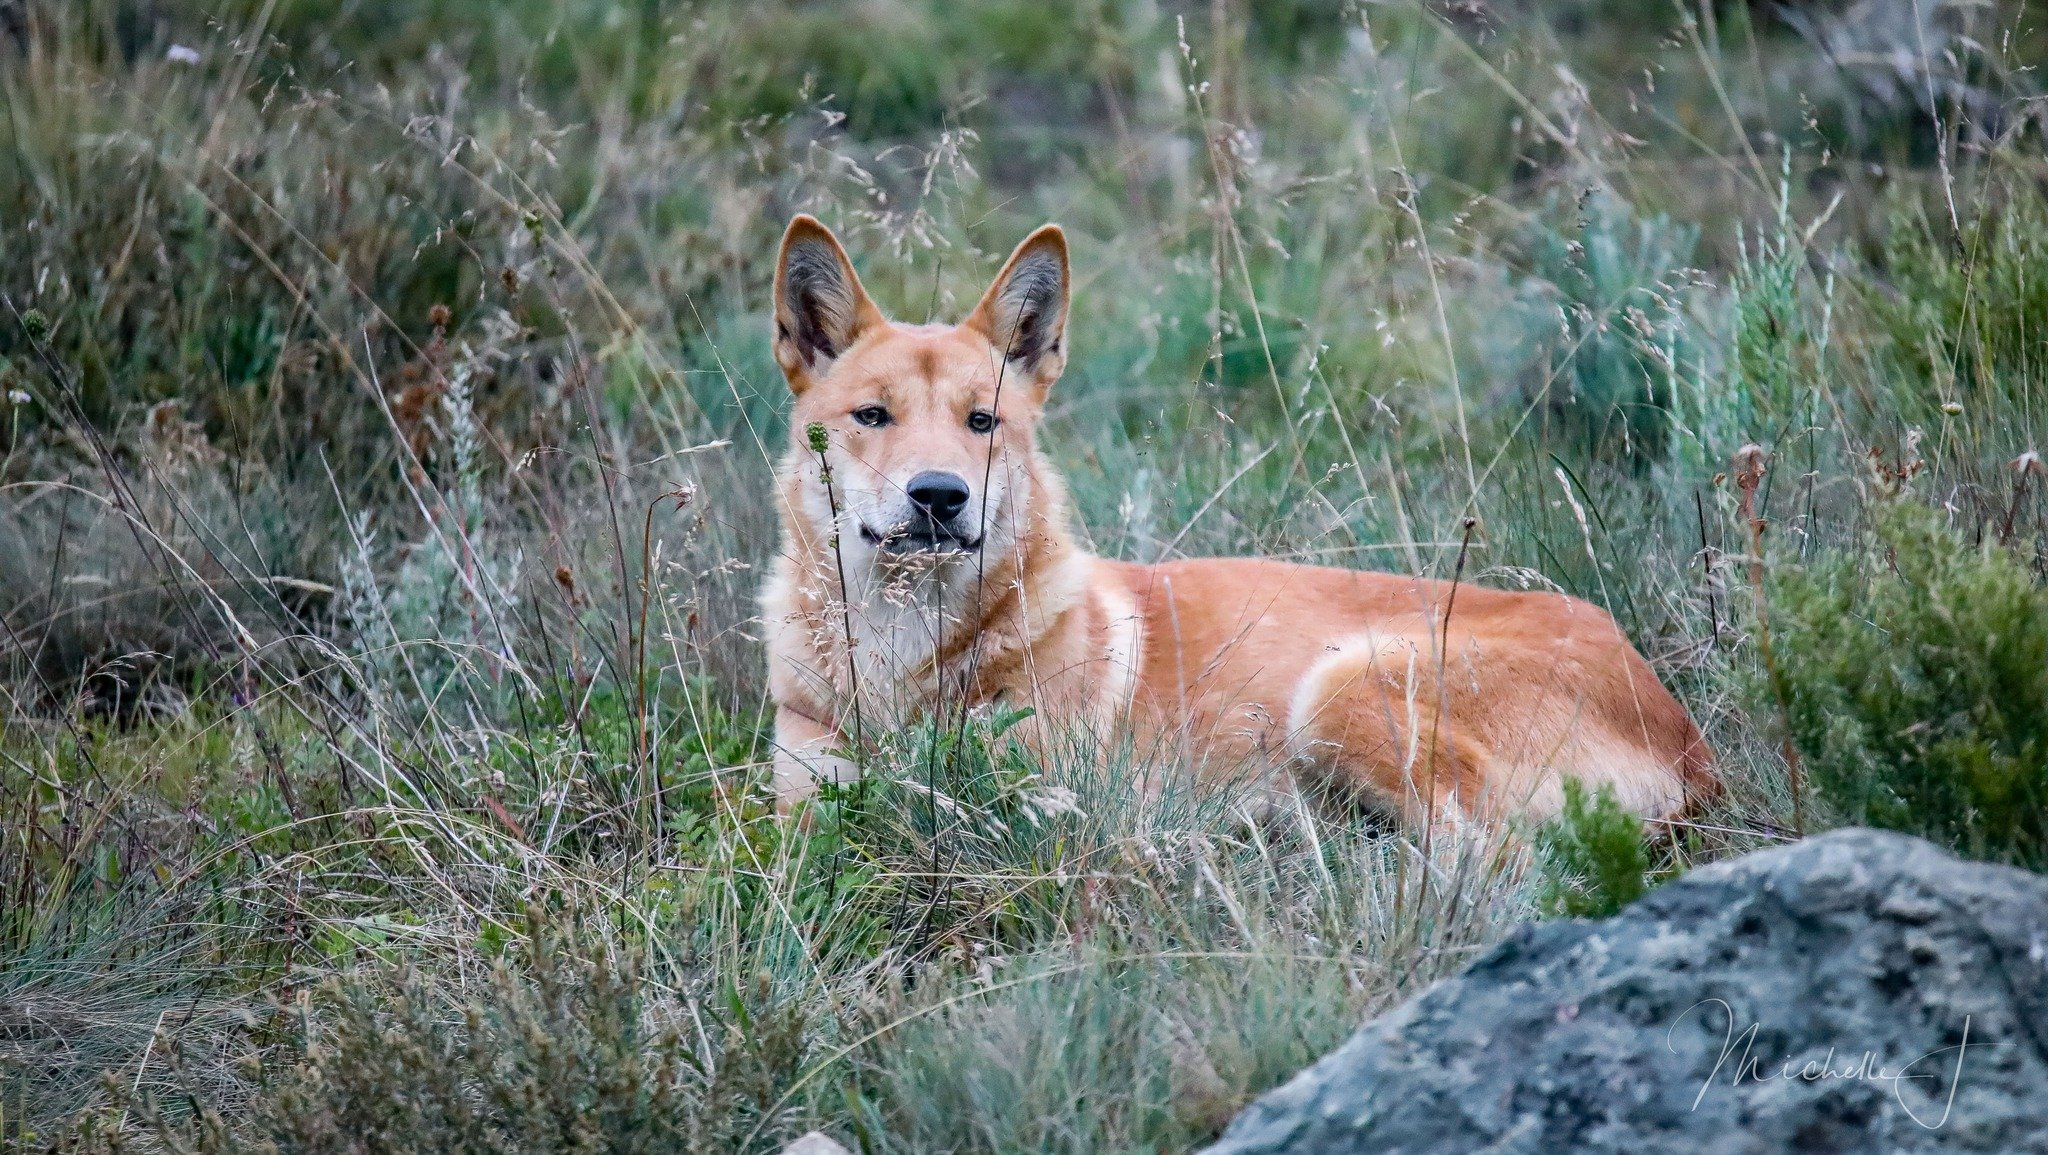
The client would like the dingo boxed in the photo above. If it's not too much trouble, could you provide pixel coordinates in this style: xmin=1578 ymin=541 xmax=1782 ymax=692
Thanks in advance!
xmin=760 ymin=215 xmax=1716 ymax=828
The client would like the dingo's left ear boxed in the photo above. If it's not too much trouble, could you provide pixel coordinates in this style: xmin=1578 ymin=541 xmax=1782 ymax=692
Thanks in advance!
xmin=773 ymin=214 xmax=886 ymax=393
xmin=965 ymin=225 xmax=1069 ymax=390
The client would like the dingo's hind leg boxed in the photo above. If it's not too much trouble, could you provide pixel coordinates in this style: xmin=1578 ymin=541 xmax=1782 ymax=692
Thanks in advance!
xmin=1286 ymin=636 xmax=1497 ymax=831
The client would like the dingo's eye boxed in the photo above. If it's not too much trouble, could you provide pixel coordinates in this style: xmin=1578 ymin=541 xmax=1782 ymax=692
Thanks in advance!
xmin=851 ymin=405 xmax=891 ymax=428
xmin=966 ymin=409 xmax=998 ymax=434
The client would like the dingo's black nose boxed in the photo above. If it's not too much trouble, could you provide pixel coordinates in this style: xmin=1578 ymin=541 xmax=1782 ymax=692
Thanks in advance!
xmin=906 ymin=471 xmax=971 ymax=522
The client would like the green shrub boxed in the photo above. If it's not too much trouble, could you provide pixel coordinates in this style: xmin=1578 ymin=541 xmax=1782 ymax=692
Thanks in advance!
xmin=1521 ymin=189 xmax=1701 ymax=466
xmin=857 ymin=949 xmax=1360 ymax=1154
xmin=1722 ymin=160 xmax=1828 ymax=454
xmin=102 ymin=913 xmax=814 ymax=1155
xmin=1873 ymin=182 xmax=2048 ymax=433
xmin=1533 ymin=777 xmax=1657 ymax=918
xmin=1771 ymin=501 xmax=2048 ymax=866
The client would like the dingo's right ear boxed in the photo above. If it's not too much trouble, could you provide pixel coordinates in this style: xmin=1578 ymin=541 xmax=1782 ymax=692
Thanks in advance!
xmin=773 ymin=215 xmax=885 ymax=393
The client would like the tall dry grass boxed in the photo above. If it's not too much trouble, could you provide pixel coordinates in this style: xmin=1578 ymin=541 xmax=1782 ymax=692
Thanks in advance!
xmin=4 ymin=0 xmax=2046 ymax=1149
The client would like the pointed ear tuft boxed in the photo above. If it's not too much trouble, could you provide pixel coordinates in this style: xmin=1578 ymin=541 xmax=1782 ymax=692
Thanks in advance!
xmin=773 ymin=215 xmax=883 ymax=392
xmin=966 ymin=225 xmax=1070 ymax=387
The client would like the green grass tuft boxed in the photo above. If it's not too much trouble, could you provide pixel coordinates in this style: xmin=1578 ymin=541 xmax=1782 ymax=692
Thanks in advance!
xmin=1534 ymin=778 xmax=1659 ymax=919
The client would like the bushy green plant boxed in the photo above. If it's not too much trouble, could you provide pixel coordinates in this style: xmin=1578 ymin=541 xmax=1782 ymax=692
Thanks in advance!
xmin=1874 ymin=182 xmax=2048 ymax=432
xmin=832 ymin=708 xmax=1098 ymax=952
xmin=1533 ymin=777 xmax=1658 ymax=918
xmin=338 ymin=361 xmax=525 ymax=718
xmin=100 ymin=912 xmax=813 ymax=1155
xmin=658 ymin=707 xmax=1112 ymax=971
xmin=1722 ymin=158 xmax=1828 ymax=454
xmin=1521 ymin=189 xmax=1702 ymax=465
xmin=1771 ymin=501 xmax=2048 ymax=866
xmin=857 ymin=949 xmax=1360 ymax=1154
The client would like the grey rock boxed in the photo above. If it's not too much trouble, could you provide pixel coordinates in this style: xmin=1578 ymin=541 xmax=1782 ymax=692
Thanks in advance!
xmin=1202 ymin=829 xmax=2048 ymax=1154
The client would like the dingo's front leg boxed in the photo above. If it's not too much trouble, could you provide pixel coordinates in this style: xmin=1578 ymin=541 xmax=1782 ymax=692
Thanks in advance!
xmin=772 ymin=706 xmax=860 ymax=812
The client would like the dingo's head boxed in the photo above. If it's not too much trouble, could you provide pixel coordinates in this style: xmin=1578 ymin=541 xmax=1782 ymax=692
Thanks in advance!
xmin=773 ymin=215 xmax=1069 ymax=569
